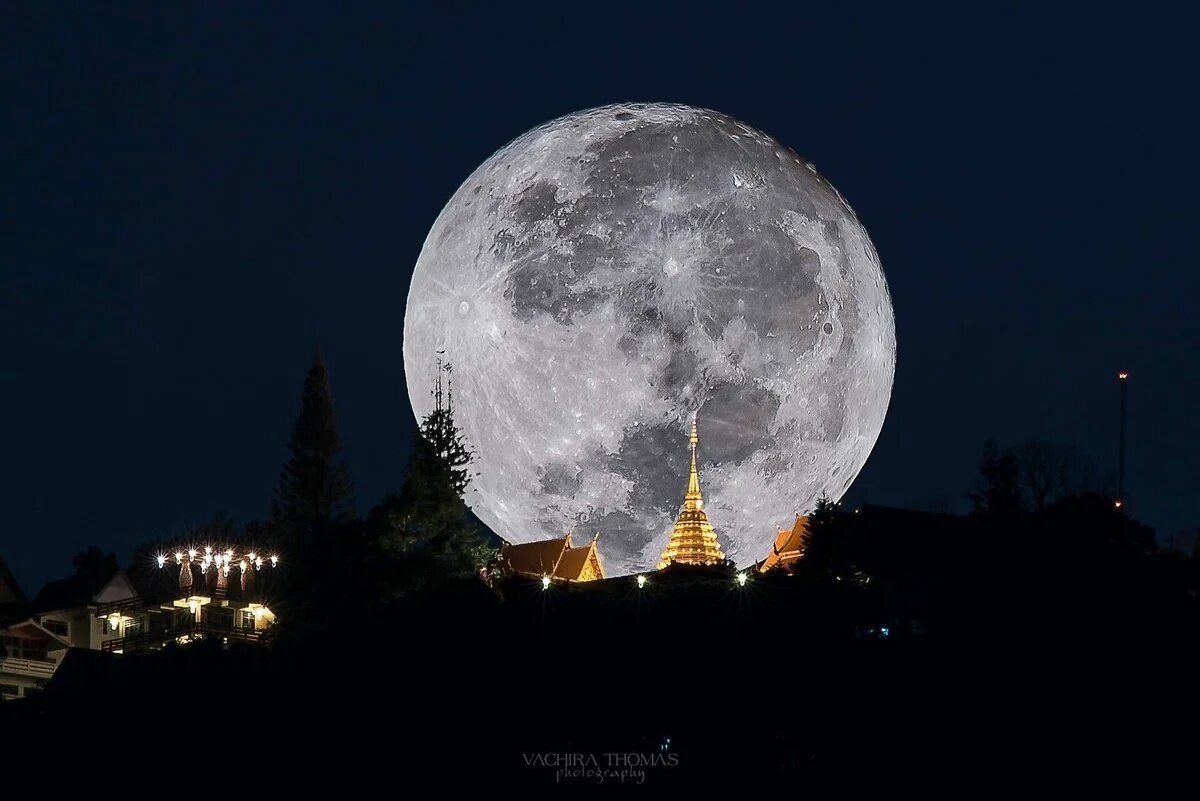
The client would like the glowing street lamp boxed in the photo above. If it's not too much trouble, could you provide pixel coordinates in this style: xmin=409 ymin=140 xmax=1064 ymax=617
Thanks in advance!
xmin=636 ymin=575 xmax=647 ymax=588
xmin=541 ymin=576 xmax=551 ymax=590
xmin=735 ymin=572 xmax=748 ymax=587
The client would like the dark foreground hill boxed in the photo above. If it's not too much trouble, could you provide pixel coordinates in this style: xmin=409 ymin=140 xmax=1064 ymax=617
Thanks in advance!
xmin=4 ymin=555 xmax=1198 ymax=788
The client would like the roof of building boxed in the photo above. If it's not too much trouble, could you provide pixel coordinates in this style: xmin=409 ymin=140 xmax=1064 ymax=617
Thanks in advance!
xmin=759 ymin=516 xmax=809 ymax=573
xmin=554 ymin=539 xmax=603 ymax=581
xmin=1 ymin=618 xmax=71 ymax=650
xmin=35 ymin=576 xmax=99 ymax=613
xmin=34 ymin=567 xmax=136 ymax=613
xmin=500 ymin=533 xmax=605 ymax=582
xmin=501 ymin=536 xmax=571 ymax=577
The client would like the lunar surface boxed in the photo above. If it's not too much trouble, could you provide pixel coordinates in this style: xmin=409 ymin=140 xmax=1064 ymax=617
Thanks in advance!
xmin=404 ymin=103 xmax=895 ymax=575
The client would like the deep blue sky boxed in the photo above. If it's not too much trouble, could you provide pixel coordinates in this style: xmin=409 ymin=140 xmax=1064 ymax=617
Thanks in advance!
xmin=2 ymin=2 xmax=1196 ymax=591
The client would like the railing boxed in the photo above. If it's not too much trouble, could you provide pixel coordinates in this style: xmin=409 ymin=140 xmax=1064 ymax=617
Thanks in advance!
xmin=100 ymin=621 xmax=270 ymax=652
xmin=0 ymin=656 xmax=58 ymax=677
xmin=92 ymin=596 xmax=147 ymax=616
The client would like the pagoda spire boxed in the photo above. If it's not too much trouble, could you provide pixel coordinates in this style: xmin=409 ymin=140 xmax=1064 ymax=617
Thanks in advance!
xmin=657 ymin=412 xmax=726 ymax=569
xmin=684 ymin=412 xmax=703 ymax=510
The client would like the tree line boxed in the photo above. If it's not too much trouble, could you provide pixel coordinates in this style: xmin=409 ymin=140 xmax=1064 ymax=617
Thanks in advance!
xmin=800 ymin=438 xmax=1158 ymax=586
xmin=269 ymin=351 xmax=495 ymax=633
xmin=63 ymin=350 xmax=494 ymax=632
xmin=61 ymin=352 xmax=1195 ymax=642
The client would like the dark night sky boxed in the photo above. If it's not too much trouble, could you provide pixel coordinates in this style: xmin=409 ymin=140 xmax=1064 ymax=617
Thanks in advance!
xmin=2 ymin=2 xmax=1196 ymax=591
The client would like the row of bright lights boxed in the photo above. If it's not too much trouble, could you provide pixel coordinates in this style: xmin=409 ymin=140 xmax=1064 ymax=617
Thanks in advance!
xmin=541 ymin=571 xmax=749 ymax=590
xmin=154 ymin=546 xmax=279 ymax=575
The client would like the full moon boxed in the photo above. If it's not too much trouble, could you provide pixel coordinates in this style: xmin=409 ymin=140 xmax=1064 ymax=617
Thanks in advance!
xmin=404 ymin=103 xmax=895 ymax=575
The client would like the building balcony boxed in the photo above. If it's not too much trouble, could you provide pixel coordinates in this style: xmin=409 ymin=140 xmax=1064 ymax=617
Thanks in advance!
xmin=100 ymin=619 xmax=272 ymax=653
xmin=0 ymin=655 xmax=58 ymax=678
xmin=92 ymin=596 xmax=147 ymax=617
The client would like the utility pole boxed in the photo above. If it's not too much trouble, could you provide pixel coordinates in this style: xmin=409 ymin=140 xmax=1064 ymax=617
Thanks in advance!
xmin=1116 ymin=371 xmax=1129 ymax=509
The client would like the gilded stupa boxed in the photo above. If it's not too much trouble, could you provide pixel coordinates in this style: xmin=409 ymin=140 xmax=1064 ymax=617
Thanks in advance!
xmin=657 ymin=413 xmax=726 ymax=569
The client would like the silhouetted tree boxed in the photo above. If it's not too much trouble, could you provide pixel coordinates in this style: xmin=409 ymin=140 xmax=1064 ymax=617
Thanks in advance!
xmin=72 ymin=547 xmax=118 ymax=585
xmin=1016 ymin=440 xmax=1072 ymax=511
xmin=187 ymin=511 xmax=238 ymax=545
xmin=1016 ymin=440 xmax=1101 ymax=511
xmin=798 ymin=495 xmax=860 ymax=584
xmin=369 ymin=361 xmax=494 ymax=599
xmin=417 ymin=359 xmax=475 ymax=497
xmin=273 ymin=349 xmax=354 ymax=540
xmin=970 ymin=440 xmax=1022 ymax=520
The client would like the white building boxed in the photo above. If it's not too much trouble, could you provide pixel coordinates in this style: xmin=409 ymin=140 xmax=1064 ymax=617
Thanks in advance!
xmin=0 ymin=619 xmax=70 ymax=700
xmin=1 ymin=547 xmax=280 ymax=701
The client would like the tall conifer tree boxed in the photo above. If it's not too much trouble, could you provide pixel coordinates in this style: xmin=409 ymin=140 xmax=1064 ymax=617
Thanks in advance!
xmin=416 ymin=359 xmax=474 ymax=497
xmin=273 ymin=349 xmax=354 ymax=538
xmin=370 ymin=359 xmax=493 ymax=597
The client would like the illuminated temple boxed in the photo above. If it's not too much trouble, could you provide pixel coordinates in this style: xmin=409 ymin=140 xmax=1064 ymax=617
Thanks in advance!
xmin=657 ymin=414 xmax=727 ymax=569
xmin=499 ymin=532 xmax=605 ymax=583
xmin=758 ymin=516 xmax=809 ymax=574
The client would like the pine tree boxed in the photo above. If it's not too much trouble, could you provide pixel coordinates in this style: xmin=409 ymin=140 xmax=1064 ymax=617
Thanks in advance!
xmin=273 ymin=349 xmax=354 ymax=539
xmin=370 ymin=360 xmax=493 ymax=597
xmin=799 ymin=495 xmax=849 ymax=583
xmin=417 ymin=359 xmax=474 ymax=498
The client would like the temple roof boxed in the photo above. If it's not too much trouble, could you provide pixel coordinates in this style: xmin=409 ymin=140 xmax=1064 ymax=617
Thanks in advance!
xmin=759 ymin=516 xmax=808 ymax=573
xmin=500 ymin=533 xmax=606 ymax=582
xmin=775 ymin=516 xmax=808 ymax=555
xmin=554 ymin=540 xmax=603 ymax=581
xmin=500 ymin=536 xmax=571 ymax=577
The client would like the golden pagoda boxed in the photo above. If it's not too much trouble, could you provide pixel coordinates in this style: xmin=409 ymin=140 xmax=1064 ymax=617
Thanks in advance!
xmin=657 ymin=413 xmax=726 ymax=569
